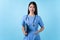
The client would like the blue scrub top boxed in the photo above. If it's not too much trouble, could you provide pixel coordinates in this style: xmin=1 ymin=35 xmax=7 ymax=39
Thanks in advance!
xmin=22 ymin=15 xmax=44 ymax=40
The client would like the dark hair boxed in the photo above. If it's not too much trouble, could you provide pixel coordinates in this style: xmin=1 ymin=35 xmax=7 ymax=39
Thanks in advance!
xmin=28 ymin=1 xmax=38 ymax=15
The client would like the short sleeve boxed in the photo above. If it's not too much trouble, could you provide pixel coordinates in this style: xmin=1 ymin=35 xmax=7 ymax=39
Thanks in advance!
xmin=22 ymin=16 xmax=26 ymax=27
xmin=38 ymin=16 xmax=44 ymax=27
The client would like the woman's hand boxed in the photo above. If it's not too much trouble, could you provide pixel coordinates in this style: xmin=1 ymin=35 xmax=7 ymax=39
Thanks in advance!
xmin=22 ymin=26 xmax=28 ymax=35
xmin=24 ymin=32 xmax=28 ymax=35
xmin=35 ymin=30 xmax=39 ymax=34
xmin=35 ymin=27 xmax=44 ymax=34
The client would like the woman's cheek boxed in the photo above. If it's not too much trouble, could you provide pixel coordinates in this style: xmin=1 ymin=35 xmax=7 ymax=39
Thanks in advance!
xmin=29 ymin=8 xmax=32 ymax=11
xmin=33 ymin=8 xmax=35 ymax=12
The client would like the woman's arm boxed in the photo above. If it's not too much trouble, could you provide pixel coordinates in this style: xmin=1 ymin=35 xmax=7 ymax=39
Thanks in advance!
xmin=38 ymin=26 xmax=44 ymax=32
xmin=35 ymin=26 xmax=45 ymax=34
xmin=22 ymin=26 xmax=27 ymax=35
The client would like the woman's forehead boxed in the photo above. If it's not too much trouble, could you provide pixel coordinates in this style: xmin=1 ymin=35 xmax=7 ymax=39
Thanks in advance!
xmin=29 ymin=4 xmax=35 ymax=7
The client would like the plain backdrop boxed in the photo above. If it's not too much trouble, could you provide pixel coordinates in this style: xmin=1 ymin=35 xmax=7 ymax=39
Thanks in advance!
xmin=0 ymin=0 xmax=60 ymax=40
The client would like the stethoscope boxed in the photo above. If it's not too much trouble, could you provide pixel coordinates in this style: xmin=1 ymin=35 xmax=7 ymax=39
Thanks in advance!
xmin=25 ymin=15 xmax=36 ymax=26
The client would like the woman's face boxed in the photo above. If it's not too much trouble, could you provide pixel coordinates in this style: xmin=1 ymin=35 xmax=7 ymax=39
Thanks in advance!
xmin=29 ymin=4 xmax=35 ymax=13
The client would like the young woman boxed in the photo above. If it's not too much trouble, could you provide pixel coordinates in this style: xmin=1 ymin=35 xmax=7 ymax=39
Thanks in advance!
xmin=22 ymin=1 xmax=44 ymax=40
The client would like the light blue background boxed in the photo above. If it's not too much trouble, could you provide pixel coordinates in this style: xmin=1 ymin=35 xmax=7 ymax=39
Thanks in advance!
xmin=0 ymin=0 xmax=60 ymax=40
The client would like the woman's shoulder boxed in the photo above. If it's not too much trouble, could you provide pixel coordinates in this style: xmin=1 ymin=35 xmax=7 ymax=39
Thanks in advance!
xmin=23 ymin=15 xmax=27 ymax=18
xmin=36 ymin=15 xmax=41 ymax=19
xmin=22 ymin=15 xmax=27 ymax=20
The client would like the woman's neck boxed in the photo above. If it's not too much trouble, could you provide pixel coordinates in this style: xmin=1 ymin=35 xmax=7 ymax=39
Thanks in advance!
xmin=29 ymin=12 xmax=35 ymax=16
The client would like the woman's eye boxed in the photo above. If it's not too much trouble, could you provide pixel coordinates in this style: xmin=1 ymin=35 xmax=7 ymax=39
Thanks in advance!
xmin=30 ymin=6 xmax=32 ymax=8
xmin=30 ymin=6 xmax=35 ymax=8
